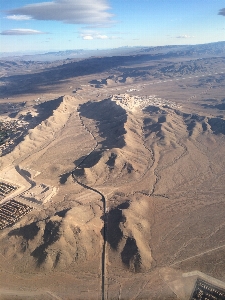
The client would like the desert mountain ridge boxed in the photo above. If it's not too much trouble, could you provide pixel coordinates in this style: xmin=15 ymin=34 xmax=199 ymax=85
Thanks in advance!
xmin=1 ymin=42 xmax=225 ymax=299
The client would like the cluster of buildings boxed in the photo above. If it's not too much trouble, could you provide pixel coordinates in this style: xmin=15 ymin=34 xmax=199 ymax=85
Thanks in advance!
xmin=0 ymin=182 xmax=17 ymax=200
xmin=0 ymin=119 xmax=28 ymax=154
xmin=192 ymin=279 xmax=225 ymax=299
xmin=21 ymin=184 xmax=58 ymax=205
xmin=111 ymin=93 xmax=181 ymax=111
xmin=0 ymin=177 xmax=56 ymax=230
xmin=0 ymin=199 xmax=33 ymax=230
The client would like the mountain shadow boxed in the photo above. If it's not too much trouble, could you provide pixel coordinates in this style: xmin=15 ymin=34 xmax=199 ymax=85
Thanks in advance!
xmin=31 ymin=220 xmax=61 ymax=266
xmin=202 ymin=103 xmax=225 ymax=111
xmin=102 ymin=201 xmax=130 ymax=250
xmin=121 ymin=237 xmax=141 ymax=272
xmin=73 ymin=99 xmax=127 ymax=171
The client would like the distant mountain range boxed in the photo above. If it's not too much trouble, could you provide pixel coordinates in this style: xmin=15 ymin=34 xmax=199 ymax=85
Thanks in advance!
xmin=1 ymin=41 xmax=224 ymax=62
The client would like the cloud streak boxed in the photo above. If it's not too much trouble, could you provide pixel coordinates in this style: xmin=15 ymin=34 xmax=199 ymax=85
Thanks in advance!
xmin=0 ymin=29 xmax=47 ymax=35
xmin=83 ymin=35 xmax=94 ymax=40
xmin=80 ymin=32 xmax=122 ymax=40
xmin=6 ymin=15 xmax=32 ymax=21
xmin=176 ymin=35 xmax=193 ymax=39
xmin=7 ymin=0 xmax=114 ymax=26
xmin=218 ymin=8 xmax=225 ymax=16
xmin=81 ymin=34 xmax=108 ymax=40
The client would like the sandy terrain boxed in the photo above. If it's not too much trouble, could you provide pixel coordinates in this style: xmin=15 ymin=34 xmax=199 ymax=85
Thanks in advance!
xmin=0 ymin=47 xmax=225 ymax=299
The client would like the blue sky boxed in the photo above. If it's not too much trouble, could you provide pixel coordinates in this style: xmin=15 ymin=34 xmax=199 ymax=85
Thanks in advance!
xmin=0 ymin=0 xmax=225 ymax=53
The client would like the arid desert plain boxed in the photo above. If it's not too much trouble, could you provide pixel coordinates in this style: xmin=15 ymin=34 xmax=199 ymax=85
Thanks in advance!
xmin=1 ymin=43 xmax=225 ymax=299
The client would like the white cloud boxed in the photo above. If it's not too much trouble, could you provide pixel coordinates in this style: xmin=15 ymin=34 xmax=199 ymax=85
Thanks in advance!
xmin=6 ymin=15 xmax=32 ymax=21
xmin=81 ymin=33 xmax=109 ymax=40
xmin=78 ymin=29 xmax=123 ymax=40
xmin=176 ymin=35 xmax=193 ymax=39
xmin=83 ymin=35 xmax=94 ymax=40
xmin=0 ymin=29 xmax=47 ymax=35
xmin=7 ymin=0 xmax=114 ymax=25
xmin=96 ymin=34 xmax=108 ymax=39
